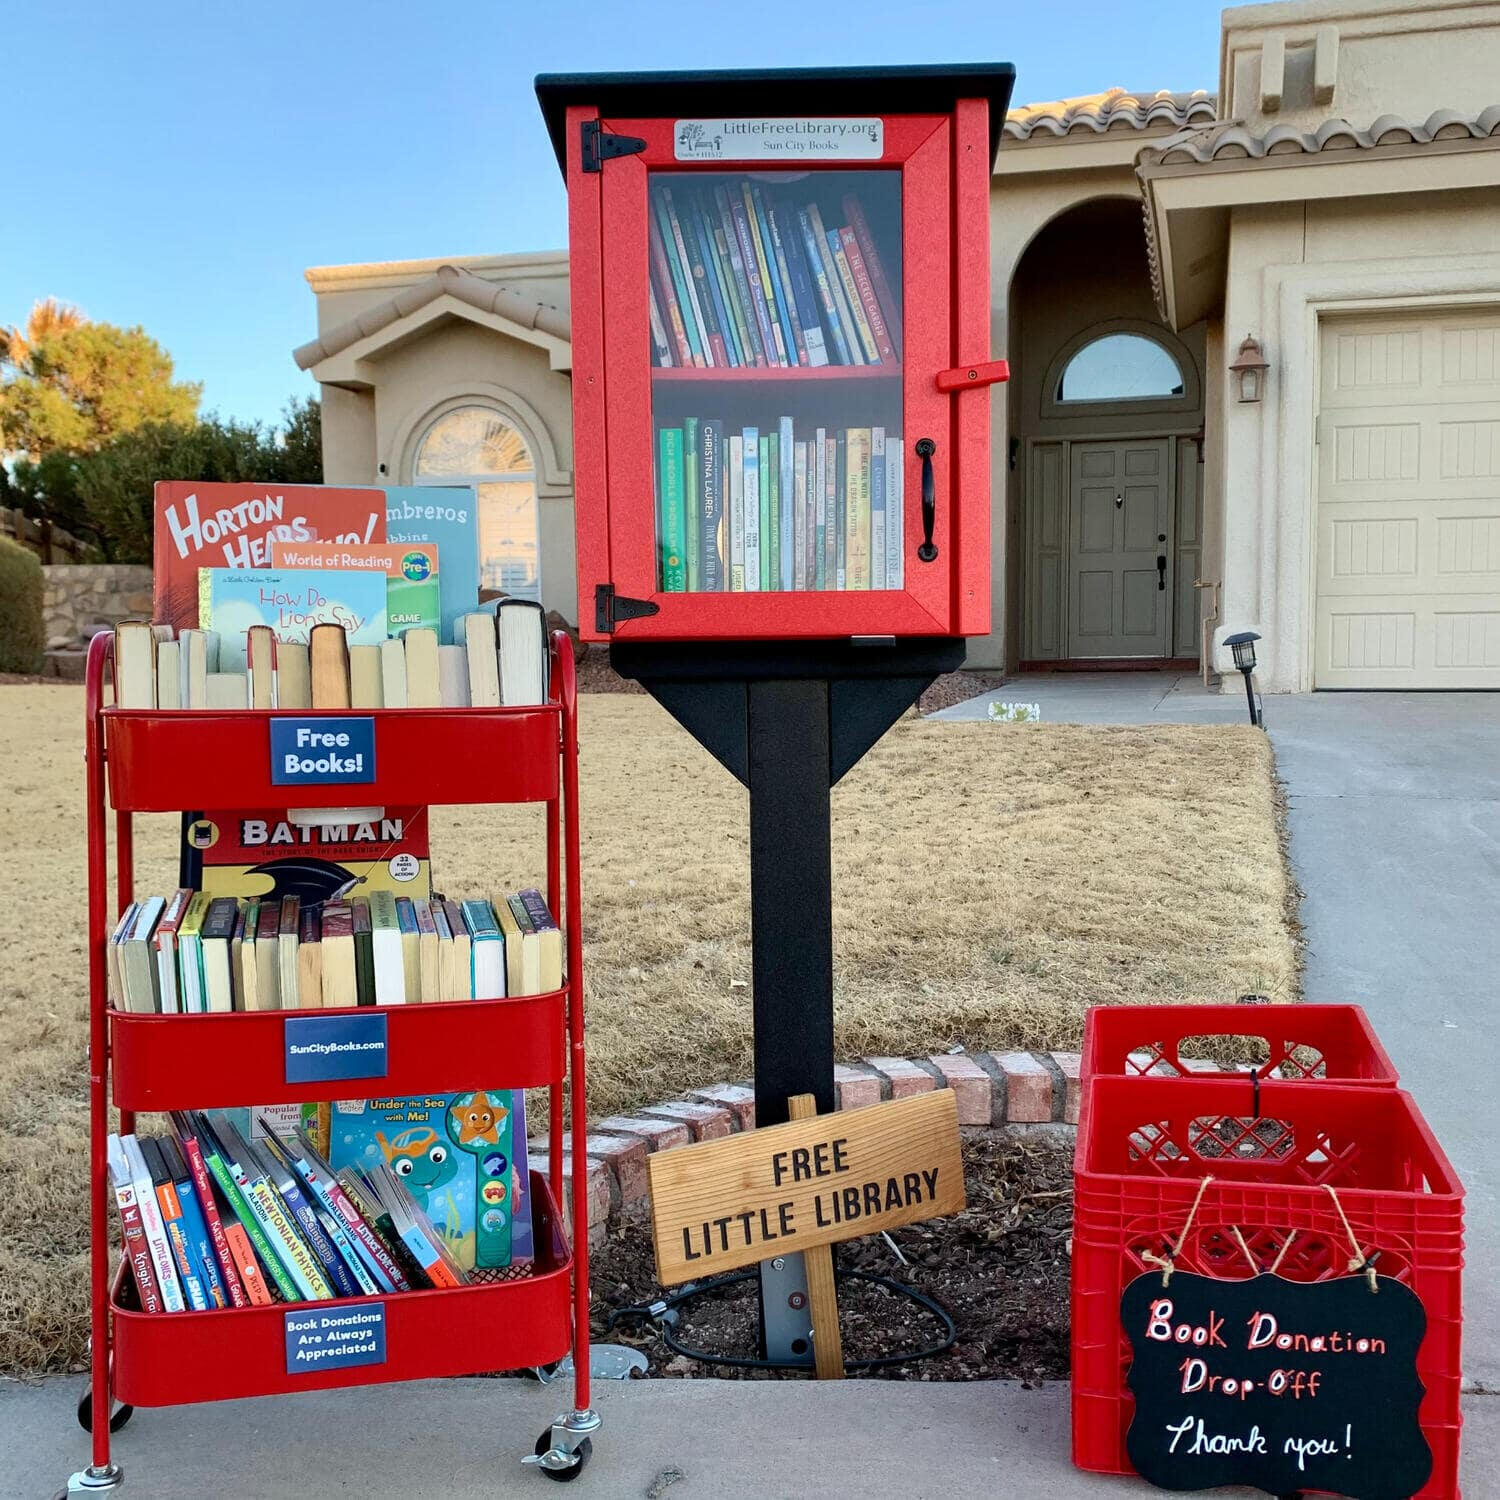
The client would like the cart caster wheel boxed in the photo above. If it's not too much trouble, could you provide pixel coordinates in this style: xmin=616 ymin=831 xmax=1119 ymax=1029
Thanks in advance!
xmin=534 ymin=1430 xmax=591 ymax=1481
xmin=76 ymin=1390 xmax=134 ymax=1433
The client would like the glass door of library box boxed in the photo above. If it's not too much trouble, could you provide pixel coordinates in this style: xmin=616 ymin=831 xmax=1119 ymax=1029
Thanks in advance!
xmin=599 ymin=114 xmax=955 ymax=640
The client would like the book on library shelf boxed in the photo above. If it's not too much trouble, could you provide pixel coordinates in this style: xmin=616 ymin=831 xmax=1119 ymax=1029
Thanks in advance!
xmin=112 ymin=610 xmax=551 ymax=713
xmin=108 ymin=1104 xmax=531 ymax=1311
xmin=655 ymin=419 xmax=903 ymax=596
xmin=109 ymin=889 xmax=561 ymax=1013
xmin=647 ymin=180 xmax=901 ymax=371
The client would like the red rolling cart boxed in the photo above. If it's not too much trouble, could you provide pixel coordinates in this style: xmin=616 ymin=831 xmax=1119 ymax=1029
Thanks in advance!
xmin=62 ymin=628 xmax=597 ymax=1498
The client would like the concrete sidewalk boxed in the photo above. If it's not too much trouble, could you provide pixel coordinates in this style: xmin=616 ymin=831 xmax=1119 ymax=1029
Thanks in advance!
xmin=9 ymin=1374 xmax=1497 ymax=1498
xmin=932 ymin=670 xmax=1249 ymax=725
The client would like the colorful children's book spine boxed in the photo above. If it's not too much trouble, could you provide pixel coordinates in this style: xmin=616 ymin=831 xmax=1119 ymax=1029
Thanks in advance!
xmin=760 ymin=194 xmax=808 ymax=365
xmin=647 ymin=281 xmax=672 ymax=367
xmin=728 ymin=434 xmax=745 ymax=592
xmin=758 ymin=428 xmax=773 ymax=592
xmin=648 ymin=215 xmax=694 ymax=367
xmin=123 ymin=1136 xmax=186 ymax=1312
xmin=652 ymin=197 xmax=705 ymax=367
xmin=150 ymin=1152 xmax=208 ymax=1311
xmin=798 ymin=208 xmax=853 ymax=367
xmin=835 ymin=432 xmax=849 ymax=590
xmin=742 ymin=426 xmax=761 ymax=593
xmin=844 ymin=193 xmax=902 ymax=357
xmin=659 ymin=427 xmax=686 ymax=592
xmin=706 ymin=212 xmax=752 ymax=367
xmin=829 ymin=231 xmax=880 ymax=364
xmin=824 ymin=434 xmax=839 ymax=588
xmin=804 ymin=440 xmax=819 ymax=589
xmin=684 ymin=418 xmax=701 ymax=593
xmin=763 ymin=433 xmax=778 ymax=590
xmin=779 ymin=416 xmax=795 ymax=591
xmin=713 ymin=186 xmax=765 ymax=368
xmin=108 ymin=1137 xmax=164 ymax=1314
xmin=740 ymin=184 xmax=787 ymax=366
xmin=660 ymin=188 xmax=715 ymax=365
xmin=176 ymin=1128 xmax=249 ymax=1307
xmin=840 ymin=226 xmax=897 ymax=364
xmin=667 ymin=186 xmax=728 ymax=367
xmin=887 ymin=432 xmax=904 ymax=589
xmin=848 ymin=427 xmax=872 ymax=588
xmin=171 ymin=1156 xmax=230 ymax=1309
xmin=730 ymin=190 xmax=782 ymax=367
xmin=813 ymin=429 xmax=829 ymax=590
xmin=792 ymin=438 xmax=808 ymax=592
xmin=689 ymin=194 xmax=741 ymax=367
xmin=870 ymin=426 xmax=887 ymax=591
xmin=780 ymin=211 xmax=829 ymax=366
xmin=701 ymin=419 xmax=724 ymax=592
xmin=806 ymin=204 xmax=864 ymax=365
xmin=199 ymin=1133 xmax=299 ymax=1303
xmin=751 ymin=185 xmax=799 ymax=366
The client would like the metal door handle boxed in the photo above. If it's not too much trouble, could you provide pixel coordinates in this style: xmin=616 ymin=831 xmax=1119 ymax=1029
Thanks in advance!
xmin=915 ymin=438 xmax=937 ymax=562
xmin=1156 ymin=555 xmax=1167 ymax=591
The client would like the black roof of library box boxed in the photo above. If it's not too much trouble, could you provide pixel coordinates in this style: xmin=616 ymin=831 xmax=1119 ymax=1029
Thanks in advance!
xmin=535 ymin=64 xmax=1018 ymax=173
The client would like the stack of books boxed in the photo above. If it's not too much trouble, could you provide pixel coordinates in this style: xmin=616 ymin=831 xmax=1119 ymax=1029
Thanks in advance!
xmin=107 ymin=888 xmax=563 ymax=1014
xmin=656 ymin=418 xmax=902 ymax=593
xmin=110 ymin=601 xmax=549 ymax=711
xmin=648 ymin=180 xmax=901 ymax=370
xmin=106 ymin=1111 xmax=522 ymax=1312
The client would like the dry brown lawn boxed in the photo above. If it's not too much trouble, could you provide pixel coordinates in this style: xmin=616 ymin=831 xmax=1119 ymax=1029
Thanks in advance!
xmin=0 ymin=684 xmax=1295 ymax=1373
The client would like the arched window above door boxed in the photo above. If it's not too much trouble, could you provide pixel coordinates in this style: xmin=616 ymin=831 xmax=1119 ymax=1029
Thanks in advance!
xmin=1056 ymin=332 xmax=1184 ymax=403
xmin=414 ymin=403 xmax=540 ymax=603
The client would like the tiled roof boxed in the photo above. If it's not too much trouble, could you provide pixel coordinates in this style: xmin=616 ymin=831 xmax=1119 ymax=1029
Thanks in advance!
xmin=1004 ymin=88 xmax=1217 ymax=141
xmin=1141 ymin=104 xmax=1500 ymax=166
xmin=294 ymin=263 xmax=570 ymax=370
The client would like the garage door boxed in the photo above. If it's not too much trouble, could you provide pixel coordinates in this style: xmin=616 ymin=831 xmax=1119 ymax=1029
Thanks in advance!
xmin=1316 ymin=309 xmax=1500 ymax=688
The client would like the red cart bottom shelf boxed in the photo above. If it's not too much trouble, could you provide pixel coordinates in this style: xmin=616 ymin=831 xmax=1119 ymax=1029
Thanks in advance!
xmin=111 ymin=1173 xmax=572 ymax=1406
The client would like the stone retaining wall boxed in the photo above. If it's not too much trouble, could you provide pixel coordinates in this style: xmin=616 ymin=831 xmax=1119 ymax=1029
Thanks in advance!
xmin=43 ymin=564 xmax=153 ymax=650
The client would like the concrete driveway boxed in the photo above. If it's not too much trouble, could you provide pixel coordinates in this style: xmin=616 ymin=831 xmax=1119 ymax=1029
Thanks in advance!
xmin=942 ymin=673 xmax=1500 ymax=1387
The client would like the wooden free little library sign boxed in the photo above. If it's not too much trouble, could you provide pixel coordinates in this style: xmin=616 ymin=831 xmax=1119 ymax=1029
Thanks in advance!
xmin=648 ymin=1089 xmax=964 ymax=1284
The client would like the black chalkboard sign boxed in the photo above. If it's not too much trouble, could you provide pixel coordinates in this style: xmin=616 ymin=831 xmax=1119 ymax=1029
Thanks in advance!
xmin=1122 ymin=1271 xmax=1431 ymax=1499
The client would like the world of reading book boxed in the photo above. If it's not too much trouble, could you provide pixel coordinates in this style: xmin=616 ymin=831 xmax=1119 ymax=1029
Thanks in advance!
xmin=383 ymin=486 xmax=479 ymax=645
xmin=154 ymin=483 xmax=387 ymax=631
xmin=269 ymin=540 xmax=440 ymax=636
xmin=329 ymin=1092 xmax=533 ymax=1279
xmin=198 ymin=569 xmax=388 ymax=672
xmin=188 ymin=808 xmax=431 ymax=903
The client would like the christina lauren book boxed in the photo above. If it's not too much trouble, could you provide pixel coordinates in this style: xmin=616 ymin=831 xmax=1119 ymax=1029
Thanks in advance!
xmin=197 ymin=568 xmax=387 ymax=671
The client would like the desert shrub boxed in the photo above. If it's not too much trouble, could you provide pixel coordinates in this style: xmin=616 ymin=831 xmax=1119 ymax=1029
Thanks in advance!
xmin=0 ymin=536 xmax=44 ymax=673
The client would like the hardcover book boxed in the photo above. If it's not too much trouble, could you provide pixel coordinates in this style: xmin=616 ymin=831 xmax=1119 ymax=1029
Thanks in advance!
xmin=329 ymin=1091 xmax=534 ymax=1277
xmin=198 ymin=568 xmax=387 ymax=672
xmin=154 ymin=483 xmax=386 ymax=631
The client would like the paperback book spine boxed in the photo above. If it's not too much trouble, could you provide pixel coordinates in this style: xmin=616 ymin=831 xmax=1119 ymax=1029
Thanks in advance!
xmin=648 ymin=217 xmax=694 ymax=366
xmin=780 ymin=211 xmax=829 ymax=366
xmin=792 ymin=439 xmax=808 ymax=592
xmin=870 ymin=426 xmax=887 ymax=590
xmin=727 ymin=435 xmax=744 ymax=592
xmin=798 ymin=209 xmax=851 ymax=366
xmin=778 ymin=416 xmax=795 ymax=591
xmin=844 ymin=193 xmax=902 ymax=356
xmin=761 ymin=194 xmax=808 ymax=365
xmin=888 ymin=433 xmax=904 ymax=588
xmin=178 ymin=1132 xmax=248 ymax=1306
xmin=830 ymin=231 xmax=880 ymax=363
xmin=685 ymin=192 xmax=737 ymax=367
xmin=708 ymin=219 xmax=753 ymax=367
xmin=653 ymin=196 xmax=706 ymax=366
xmin=743 ymin=426 xmax=761 ymax=592
xmin=684 ymin=417 xmax=701 ymax=594
xmin=659 ymin=427 xmax=686 ymax=592
xmin=763 ymin=433 xmax=778 ymax=589
xmin=713 ymin=187 xmax=764 ymax=368
xmin=741 ymin=184 xmax=787 ymax=366
xmin=807 ymin=203 xmax=865 ymax=365
xmin=840 ymin=226 xmax=897 ymax=363
xmin=848 ymin=427 xmax=872 ymax=588
xmin=814 ymin=429 xmax=829 ymax=590
xmin=701 ymin=419 xmax=724 ymax=592
xmin=109 ymin=1162 xmax=164 ymax=1314
xmin=202 ymin=1146 xmax=299 ymax=1303
xmin=668 ymin=186 xmax=728 ymax=367
xmin=730 ymin=190 xmax=781 ymax=366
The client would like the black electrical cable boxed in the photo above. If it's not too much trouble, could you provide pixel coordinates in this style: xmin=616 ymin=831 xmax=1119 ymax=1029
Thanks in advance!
xmin=605 ymin=1267 xmax=957 ymax=1373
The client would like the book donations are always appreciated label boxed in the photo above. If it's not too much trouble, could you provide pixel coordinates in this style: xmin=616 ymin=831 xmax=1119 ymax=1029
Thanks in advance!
xmin=285 ymin=1301 xmax=386 ymax=1375
xmin=270 ymin=717 xmax=376 ymax=787
xmin=674 ymin=117 xmax=883 ymax=161
xmin=284 ymin=1012 xmax=389 ymax=1085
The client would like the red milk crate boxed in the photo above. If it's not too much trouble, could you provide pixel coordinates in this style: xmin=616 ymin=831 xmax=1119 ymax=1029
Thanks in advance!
xmin=1071 ymin=1076 xmax=1464 ymax=1498
xmin=1078 ymin=1003 xmax=1399 ymax=1136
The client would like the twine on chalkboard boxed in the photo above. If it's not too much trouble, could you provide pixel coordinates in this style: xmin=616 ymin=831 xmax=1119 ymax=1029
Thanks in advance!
xmin=1323 ymin=1183 xmax=1381 ymax=1293
xmin=1142 ymin=1174 xmax=1214 ymax=1286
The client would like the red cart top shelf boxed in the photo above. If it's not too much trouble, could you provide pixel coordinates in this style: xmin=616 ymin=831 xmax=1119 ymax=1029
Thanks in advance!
xmin=537 ymin=64 xmax=1015 ymax=644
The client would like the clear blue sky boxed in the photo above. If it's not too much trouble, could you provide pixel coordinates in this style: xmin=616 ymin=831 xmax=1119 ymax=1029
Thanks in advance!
xmin=5 ymin=2 xmax=1219 ymax=430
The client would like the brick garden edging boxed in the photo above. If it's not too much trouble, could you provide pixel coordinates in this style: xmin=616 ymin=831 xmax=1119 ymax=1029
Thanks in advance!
xmin=532 ymin=1050 xmax=1085 ymax=1247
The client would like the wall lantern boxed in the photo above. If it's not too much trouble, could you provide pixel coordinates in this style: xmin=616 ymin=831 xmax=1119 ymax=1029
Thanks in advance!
xmin=1224 ymin=630 xmax=1263 ymax=727
xmin=1229 ymin=335 xmax=1270 ymax=403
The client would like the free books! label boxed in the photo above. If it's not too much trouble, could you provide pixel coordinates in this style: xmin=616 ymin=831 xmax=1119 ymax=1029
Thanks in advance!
xmin=270 ymin=716 xmax=376 ymax=787
xmin=285 ymin=1302 xmax=386 ymax=1374
xmin=284 ymin=1013 xmax=388 ymax=1084
xmin=674 ymin=117 xmax=883 ymax=161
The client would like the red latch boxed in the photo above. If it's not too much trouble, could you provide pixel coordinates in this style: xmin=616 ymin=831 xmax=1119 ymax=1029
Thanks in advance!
xmin=935 ymin=358 xmax=1010 ymax=393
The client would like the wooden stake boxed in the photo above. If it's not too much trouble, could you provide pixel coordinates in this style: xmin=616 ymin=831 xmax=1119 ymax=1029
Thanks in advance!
xmin=787 ymin=1092 xmax=844 ymax=1379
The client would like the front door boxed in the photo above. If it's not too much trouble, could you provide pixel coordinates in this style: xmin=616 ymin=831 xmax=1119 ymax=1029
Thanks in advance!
xmin=1067 ymin=439 xmax=1171 ymax=658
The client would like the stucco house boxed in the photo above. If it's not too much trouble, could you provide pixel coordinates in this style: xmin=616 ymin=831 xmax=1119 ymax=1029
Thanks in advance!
xmin=295 ymin=0 xmax=1500 ymax=691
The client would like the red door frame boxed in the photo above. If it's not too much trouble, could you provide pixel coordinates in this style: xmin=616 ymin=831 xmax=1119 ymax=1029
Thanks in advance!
xmin=596 ymin=114 xmax=956 ymax=641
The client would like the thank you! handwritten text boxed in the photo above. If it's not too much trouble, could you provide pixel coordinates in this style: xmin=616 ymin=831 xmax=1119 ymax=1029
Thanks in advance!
xmin=1122 ymin=1270 xmax=1431 ymax=1498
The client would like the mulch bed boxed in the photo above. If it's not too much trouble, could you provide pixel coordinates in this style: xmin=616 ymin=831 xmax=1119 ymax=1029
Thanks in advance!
xmin=588 ymin=1130 xmax=1073 ymax=1382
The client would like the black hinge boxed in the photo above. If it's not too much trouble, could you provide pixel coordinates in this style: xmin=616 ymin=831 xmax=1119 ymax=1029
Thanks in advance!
xmin=595 ymin=583 xmax=660 ymax=634
xmin=580 ymin=120 xmax=647 ymax=173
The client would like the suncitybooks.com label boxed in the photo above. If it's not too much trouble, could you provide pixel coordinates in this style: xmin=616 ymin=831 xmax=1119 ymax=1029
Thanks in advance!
xmin=284 ymin=1013 xmax=389 ymax=1084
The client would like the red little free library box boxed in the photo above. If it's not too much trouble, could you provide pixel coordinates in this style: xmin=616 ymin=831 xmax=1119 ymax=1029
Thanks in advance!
xmin=536 ymin=65 xmax=1015 ymax=642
